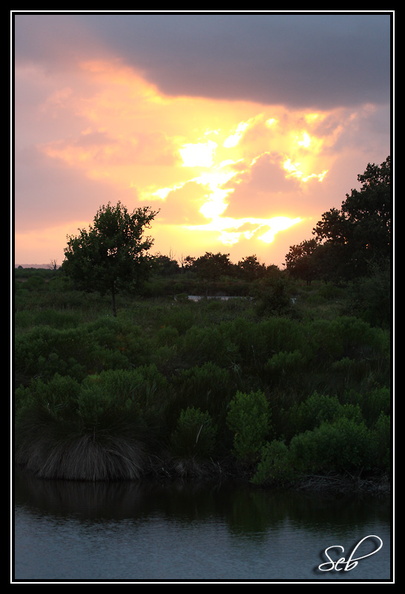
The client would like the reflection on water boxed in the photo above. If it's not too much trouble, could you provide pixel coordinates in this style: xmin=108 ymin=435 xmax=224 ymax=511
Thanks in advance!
xmin=13 ymin=469 xmax=392 ymax=582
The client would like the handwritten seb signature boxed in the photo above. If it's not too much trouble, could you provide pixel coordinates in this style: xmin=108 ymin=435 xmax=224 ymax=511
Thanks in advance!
xmin=318 ymin=535 xmax=383 ymax=572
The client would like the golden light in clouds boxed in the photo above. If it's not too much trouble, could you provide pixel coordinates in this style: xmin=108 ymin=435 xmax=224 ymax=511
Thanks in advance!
xmin=179 ymin=141 xmax=217 ymax=168
xmin=31 ymin=57 xmax=362 ymax=264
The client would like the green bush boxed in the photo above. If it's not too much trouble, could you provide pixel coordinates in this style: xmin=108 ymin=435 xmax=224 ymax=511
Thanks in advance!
xmin=80 ymin=365 xmax=168 ymax=420
xmin=265 ymin=349 xmax=307 ymax=380
xmin=251 ymin=440 xmax=295 ymax=485
xmin=348 ymin=263 xmax=391 ymax=327
xmin=219 ymin=318 xmax=265 ymax=369
xmin=289 ymin=417 xmax=374 ymax=474
xmin=31 ymin=309 xmax=80 ymax=329
xmin=14 ymin=317 xmax=154 ymax=384
xmin=362 ymin=387 xmax=391 ymax=426
xmin=164 ymin=306 xmax=197 ymax=334
xmin=170 ymin=407 xmax=217 ymax=458
xmin=180 ymin=325 xmax=235 ymax=367
xmin=172 ymin=362 xmax=234 ymax=421
xmin=260 ymin=317 xmax=304 ymax=355
xmin=15 ymin=373 xmax=81 ymax=422
xmin=372 ymin=412 xmax=391 ymax=471
xmin=155 ymin=325 xmax=180 ymax=347
xmin=226 ymin=390 xmax=271 ymax=464
xmin=254 ymin=276 xmax=293 ymax=316
xmin=287 ymin=392 xmax=363 ymax=438
xmin=307 ymin=316 xmax=388 ymax=363
xmin=14 ymin=326 xmax=91 ymax=382
xmin=16 ymin=367 xmax=168 ymax=450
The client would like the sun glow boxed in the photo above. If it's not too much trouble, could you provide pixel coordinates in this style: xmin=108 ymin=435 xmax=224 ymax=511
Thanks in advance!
xmin=32 ymin=58 xmax=350 ymax=263
xmin=283 ymin=158 xmax=328 ymax=183
xmin=187 ymin=214 xmax=303 ymax=246
xmin=179 ymin=140 xmax=217 ymax=168
xmin=223 ymin=121 xmax=250 ymax=148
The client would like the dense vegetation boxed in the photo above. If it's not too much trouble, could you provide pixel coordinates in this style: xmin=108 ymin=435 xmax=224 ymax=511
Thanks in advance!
xmin=14 ymin=264 xmax=391 ymax=487
xmin=13 ymin=157 xmax=392 ymax=488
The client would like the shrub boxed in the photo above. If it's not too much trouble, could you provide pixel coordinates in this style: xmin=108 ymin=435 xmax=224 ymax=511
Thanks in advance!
xmin=289 ymin=417 xmax=374 ymax=474
xmin=372 ymin=412 xmax=391 ymax=471
xmin=260 ymin=317 xmax=304 ymax=355
xmin=164 ymin=307 xmax=196 ymax=334
xmin=287 ymin=391 xmax=363 ymax=438
xmin=15 ymin=368 xmax=157 ymax=480
xmin=155 ymin=325 xmax=179 ymax=347
xmin=172 ymin=362 xmax=234 ymax=421
xmin=254 ymin=276 xmax=293 ymax=317
xmin=251 ymin=440 xmax=295 ymax=485
xmin=14 ymin=325 xmax=95 ymax=383
xmin=307 ymin=316 xmax=387 ymax=363
xmin=226 ymin=390 xmax=271 ymax=464
xmin=14 ymin=317 xmax=153 ymax=385
xmin=348 ymin=263 xmax=391 ymax=327
xmin=362 ymin=387 xmax=391 ymax=426
xmin=170 ymin=407 xmax=217 ymax=458
xmin=219 ymin=318 xmax=265 ymax=369
xmin=265 ymin=349 xmax=307 ymax=380
xmin=79 ymin=365 xmax=169 ymax=423
xmin=32 ymin=309 xmax=80 ymax=329
xmin=15 ymin=373 xmax=81 ymax=422
xmin=180 ymin=325 xmax=234 ymax=367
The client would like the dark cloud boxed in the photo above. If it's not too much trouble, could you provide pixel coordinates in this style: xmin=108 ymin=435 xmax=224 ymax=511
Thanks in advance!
xmin=14 ymin=12 xmax=391 ymax=110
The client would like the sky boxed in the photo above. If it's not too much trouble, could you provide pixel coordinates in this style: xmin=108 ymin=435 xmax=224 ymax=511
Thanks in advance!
xmin=12 ymin=10 xmax=392 ymax=267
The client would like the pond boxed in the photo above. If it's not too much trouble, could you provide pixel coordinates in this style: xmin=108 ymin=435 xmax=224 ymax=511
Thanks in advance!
xmin=12 ymin=470 xmax=392 ymax=583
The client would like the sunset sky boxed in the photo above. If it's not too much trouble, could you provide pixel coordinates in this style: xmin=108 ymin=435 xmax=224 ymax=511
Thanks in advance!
xmin=12 ymin=11 xmax=392 ymax=267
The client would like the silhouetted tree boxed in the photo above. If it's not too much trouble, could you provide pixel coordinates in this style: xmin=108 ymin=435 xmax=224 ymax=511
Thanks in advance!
xmin=236 ymin=255 xmax=267 ymax=280
xmin=313 ymin=156 xmax=391 ymax=278
xmin=192 ymin=252 xmax=234 ymax=281
xmin=62 ymin=202 xmax=159 ymax=315
xmin=285 ymin=239 xmax=318 ymax=283
xmin=285 ymin=157 xmax=391 ymax=282
xmin=152 ymin=254 xmax=180 ymax=276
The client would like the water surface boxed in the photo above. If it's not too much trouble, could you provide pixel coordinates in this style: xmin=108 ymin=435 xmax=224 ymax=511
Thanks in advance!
xmin=13 ymin=471 xmax=392 ymax=583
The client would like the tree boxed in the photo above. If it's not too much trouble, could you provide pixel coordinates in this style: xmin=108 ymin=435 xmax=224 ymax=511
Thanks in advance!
xmin=284 ymin=239 xmax=318 ymax=283
xmin=313 ymin=157 xmax=391 ymax=278
xmin=62 ymin=202 xmax=159 ymax=315
xmin=236 ymin=255 xmax=267 ymax=281
xmin=192 ymin=252 xmax=234 ymax=281
xmin=48 ymin=259 xmax=58 ymax=271
xmin=284 ymin=157 xmax=391 ymax=282
xmin=152 ymin=253 xmax=180 ymax=276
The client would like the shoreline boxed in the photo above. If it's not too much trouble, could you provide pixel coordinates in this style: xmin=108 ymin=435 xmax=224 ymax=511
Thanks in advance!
xmin=14 ymin=457 xmax=391 ymax=498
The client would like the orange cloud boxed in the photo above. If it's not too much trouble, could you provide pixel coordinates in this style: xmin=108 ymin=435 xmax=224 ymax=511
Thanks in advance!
xmin=16 ymin=55 xmax=388 ymax=266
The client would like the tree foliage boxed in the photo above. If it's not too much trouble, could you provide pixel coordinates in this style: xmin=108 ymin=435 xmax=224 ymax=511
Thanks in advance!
xmin=192 ymin=252 xmax=233 ymax=281
xmin=62 ymin=202 xmax=158 ymax=315
xmin=285 ymin=157 xmax=391 ymax=281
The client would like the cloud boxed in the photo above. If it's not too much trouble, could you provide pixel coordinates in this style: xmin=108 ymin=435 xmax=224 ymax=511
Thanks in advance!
xmin=154 ymin=181 xmax=211 ymax=225
xmin=14 ymin=13 xmax=391 ymax=110
xmin=67 ymin=13 xmax=391 ymax=109
xmin=223 ymin=155 xmax=302 ymax=219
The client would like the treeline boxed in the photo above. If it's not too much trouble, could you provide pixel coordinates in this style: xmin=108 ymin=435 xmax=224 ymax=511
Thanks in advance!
xmin=15 ymin=253 xmax=282 ymax=300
